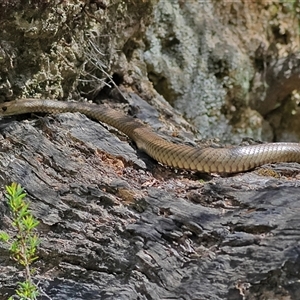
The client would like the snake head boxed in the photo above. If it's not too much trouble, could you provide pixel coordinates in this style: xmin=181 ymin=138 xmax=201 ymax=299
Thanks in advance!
xmin=0 ymin=103 xmax=8 ymax=114
xmin=0 ymin=101 xmax=20 ymax=116
xmin=0 ymin=99 xmax=40 ymax=116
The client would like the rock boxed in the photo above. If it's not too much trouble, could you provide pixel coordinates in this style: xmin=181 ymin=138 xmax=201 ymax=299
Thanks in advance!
xmin=0 ymin=110 xmax=300 ymax=299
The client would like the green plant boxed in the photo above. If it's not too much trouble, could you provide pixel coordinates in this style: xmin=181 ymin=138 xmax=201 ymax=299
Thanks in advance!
xmin=0 ymin=183 xmax=40 ymax=300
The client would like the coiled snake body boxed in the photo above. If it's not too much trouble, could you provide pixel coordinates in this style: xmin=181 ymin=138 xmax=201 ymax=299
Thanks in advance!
xmin=0 ymin=99 xmax=300 ymax=174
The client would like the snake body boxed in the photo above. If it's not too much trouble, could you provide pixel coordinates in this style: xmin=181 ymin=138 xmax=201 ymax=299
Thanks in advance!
xmin=1 ymin=99 xmax=300 ymax=173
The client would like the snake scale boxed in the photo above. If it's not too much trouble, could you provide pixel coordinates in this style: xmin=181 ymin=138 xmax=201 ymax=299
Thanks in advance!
xmin=0 ymin=98 xmax=300 ymax=173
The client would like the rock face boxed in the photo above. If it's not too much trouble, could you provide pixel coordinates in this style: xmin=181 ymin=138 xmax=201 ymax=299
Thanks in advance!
xmin=0 ymin=0 xmax=156 ymax=100
xmin=0 ymin=1 xmax=300 ymax=300
xmin=144 ymin=1 xmax=300 ymax=142
xmin=0 ymin=1 xmax=299 ymax=142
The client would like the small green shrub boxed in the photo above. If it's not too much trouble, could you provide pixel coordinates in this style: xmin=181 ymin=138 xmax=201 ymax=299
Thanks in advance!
xmin=0 ymin=183 xmax=40 ymax=300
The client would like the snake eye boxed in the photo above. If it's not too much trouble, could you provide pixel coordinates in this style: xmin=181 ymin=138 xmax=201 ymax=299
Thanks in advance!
xmin=1 ymin=106 xmax=7 ymax=112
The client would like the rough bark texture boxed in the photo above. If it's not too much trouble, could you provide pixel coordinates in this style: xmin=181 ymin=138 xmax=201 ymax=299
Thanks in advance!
xmin=0 ymin=1 xmax=300 ymax=300
xmin=1 ymin=95 xmax=300 ymax=300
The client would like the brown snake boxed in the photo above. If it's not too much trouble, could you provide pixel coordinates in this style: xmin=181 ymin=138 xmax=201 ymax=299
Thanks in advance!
xmin=0 ymin=98 xmax=300 ymax=173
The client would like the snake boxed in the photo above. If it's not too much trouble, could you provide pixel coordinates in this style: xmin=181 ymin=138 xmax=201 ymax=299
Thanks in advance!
xmin=0 ymin=98 xmax=300 ymax=174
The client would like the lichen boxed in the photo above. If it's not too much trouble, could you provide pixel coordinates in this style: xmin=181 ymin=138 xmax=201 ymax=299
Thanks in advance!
xmin=0 ymin=0 xmax=156 ymax=100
